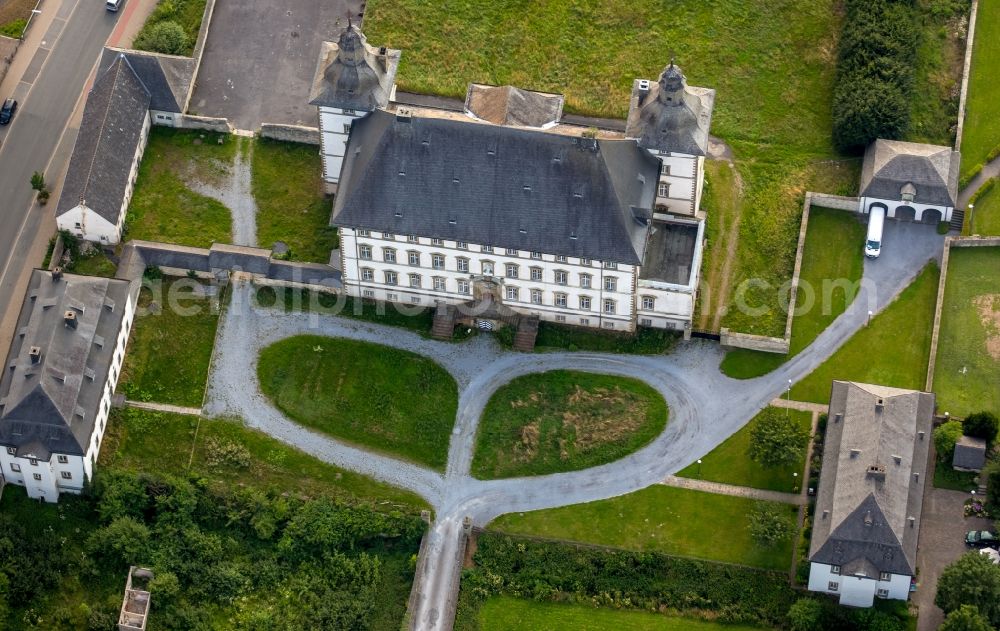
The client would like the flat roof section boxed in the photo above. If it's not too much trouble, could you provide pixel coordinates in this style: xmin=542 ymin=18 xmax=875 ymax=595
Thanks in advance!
xmin=641 ymin=221 xmax=699 ymax=285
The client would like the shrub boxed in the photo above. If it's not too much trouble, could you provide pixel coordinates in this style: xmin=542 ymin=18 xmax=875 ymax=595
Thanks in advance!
xmin=749 ymin=501 xmax=795 ymax=546
xmin=969 ymin=178 xmax=997 ymax=205
xmin=963 ymin=411 xmax=999 ymax=444
xmin=203 ymin=437 xmax=252 ymax=470
xmin=961 ymin=164 xmax=984 ymax=190
xmin=935 ymin=420 xmax=964 ymax=462
xmin=787 ymin=598 xmax=823 ymax=631
xmin=30 ymin=171 xmax=45 ymax=192
xmin=749 ymin=408 xmax=809 ymax=468
xmin=86 ymin=517 xmax=152 ymax=567
xmin=832 ymin=77 xmax=910 ymax=152
xmin=0 ymin=19 xmax=27 ymax=39
xmin=940 ymin=605 xmax=995 ymax=631
xmin=134 ymin=20 xmax=189 ymax=55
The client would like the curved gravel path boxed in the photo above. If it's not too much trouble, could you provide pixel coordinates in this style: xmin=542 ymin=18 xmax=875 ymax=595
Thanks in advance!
xmin=204 ymin=220 xmax=944 ymax=631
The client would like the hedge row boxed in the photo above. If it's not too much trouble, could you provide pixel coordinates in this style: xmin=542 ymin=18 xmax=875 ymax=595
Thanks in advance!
xmin=832 ymin=0 xmax=919 ymax=152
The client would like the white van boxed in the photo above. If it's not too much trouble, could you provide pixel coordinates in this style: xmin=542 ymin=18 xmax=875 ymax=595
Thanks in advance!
xmin=106 ymin=0 xmax=123 ymax=12
xmin=865 ymin=205 xmax=886 ymax=258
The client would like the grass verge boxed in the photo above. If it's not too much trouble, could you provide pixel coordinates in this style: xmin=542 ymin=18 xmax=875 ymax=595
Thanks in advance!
xmin=100 ymin=407 xmax=429 ymax=511
xmin=791 ymin=262 xmax=940 ymax=404
xmin=477 ymin=597 xmax=766 ymax=631
xmin=694 ymin=160 xmax=742 ymax=331
xmin=252 ymin=139 xmax=338 ymax=262
xmin=677 ymin=407 xmax=812 ymax=492
xmin=257 ymin=335 xmax=457 ymax=470
xmin=933 ymin=247 xmax=1000 ymax=417
xmin=966 ymin=182 xmax=1000 ymax=235
xmin=960 ymin=0 xmax=1000 ymax=176
xmin=471 ymin=370 xmax=667 ymax=479
xmin=721 ymin=206 xmax=866 ymax=378
xmin=126 ymin=128 xmax=235 ymax=247
xmin=491 ymin=485 xmax=798 ymax=571
xmin=120 ymin=278 xmax=221 ymax=407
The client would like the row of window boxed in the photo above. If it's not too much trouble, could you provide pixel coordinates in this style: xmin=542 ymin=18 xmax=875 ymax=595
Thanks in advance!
xmin=354 ymin=232 xmax=619 ymax=268
xmin=7 ymin=462 xmax=74 ymax=480
xmin=829 ymin=566 xmax=892 ymax=582
xmin=825 ymin=581 xmax=890 ymax=598
xmin=5 ymin=447 xmax=70 ymax=464
xmin=360 ymin=247 xmax=623 ymax=289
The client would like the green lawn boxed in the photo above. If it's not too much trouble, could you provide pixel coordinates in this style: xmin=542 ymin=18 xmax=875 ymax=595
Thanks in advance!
xmin=66 ymin=250 xmax=117 ymax=278
xmin=967 ymin=182 xmax=1000 ymax=236
xmin=933 ymin=247 xmax=1000 ymax=417
xmin=120 ymin=278 xmax=221 ymax=407
xmin=257 ymin=335 xmax=458 ymax=469
xmin=478 ymin=597 xmax=765 ymax=631
xmin=721 ymin=206 xmax=866 ymax=378
xmin=471 ymin=370 xmax=667 ymax=479
xmin=252 ymin=139 xmax=338 ymax=263
xmin=933 ymin=457 xmax=980 ymax=491
xmin=491 ymin=485 xmax=798 ymax=571
xmin=694 ymin=160 xmax=742 ymax=332
xmin=100 ymin=407 xmax=428 ymax=511
xmin=125 ymin=128 xmax=234 ymax=247
xmin=961 ymin=0 xmax=1000 ymax=176
xmin=677 ymin=407 xmax=812 ymax=492
xmin=791 ymin=263 xmax=940 ymax=404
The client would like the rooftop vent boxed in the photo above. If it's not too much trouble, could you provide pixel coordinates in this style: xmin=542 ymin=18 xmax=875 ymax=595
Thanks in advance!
xmin=850 ymin=448 xmax=861 ymax=458
xmin=487 ymin=148 xmax=496 ymax=156
xmin=822 ymin=510 xmax=829 ymax=519
xmin=863 ymin=510 xmax=873 ymax=527
xmin=523 ymin=185 xmax=531 ymax=192
xmin=29 ymin=346 xmax=41 ymax=364
xmin=918 ymin=431 xmax=925 ymax=441
xmin=892 ymin=454 xmax=902 ymax=465
xmin=64 ymin=310 xmax=78 ymax=329
xmin=876 ymin=398 xmax=884 ymax=413
xmin=396 ymin=108 xmax=412 ymax=122
xmin=913 ymin=472 xmax=920 ymax=482
xmin=908 ymin=516 xmax=916 ymax=528
xmin=448 ymin=219 xmax=457 ymax=225
xmin=834 ymin=413 xmax=843 ymax=423
xmin=52 ymin=267 xmax=63 ymax=281
xmin=519 ymin=228 xmax=527 ymax=234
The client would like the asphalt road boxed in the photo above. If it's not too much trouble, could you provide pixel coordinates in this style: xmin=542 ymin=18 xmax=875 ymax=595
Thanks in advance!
xmin=0 ymin=0 xmax=118 ymax=306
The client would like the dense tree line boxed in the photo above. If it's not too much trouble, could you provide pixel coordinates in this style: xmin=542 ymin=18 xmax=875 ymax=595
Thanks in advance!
xmin=832 ymin=0 xmax=919 ymax=151
xmin=0 ymin=470 xmax=425 ymax=630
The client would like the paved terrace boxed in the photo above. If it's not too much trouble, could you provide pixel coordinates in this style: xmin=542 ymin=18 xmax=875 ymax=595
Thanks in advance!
xmin=204 ymin=220 xmax=944 ymax=631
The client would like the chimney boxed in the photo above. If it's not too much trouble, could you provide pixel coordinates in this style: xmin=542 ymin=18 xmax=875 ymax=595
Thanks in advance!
xmin=396 ymin=108 xmax=412 ymax=123
xmin=908 ymin=517 xmax=916 ymax=528
xmin=637 ymin=79 xmax=651 ymax=104
xmin=834 ymin=413 xmax=842 ymax=423
xmin=875 ymin=398 xmax=884 ymax=413
xmin=64 ymin=310 xmax=78 ymax=329
xmin=29 ymin=346 xmax=41 ymax=364
xmin=52 ymin=267 xmax=63 ymax=281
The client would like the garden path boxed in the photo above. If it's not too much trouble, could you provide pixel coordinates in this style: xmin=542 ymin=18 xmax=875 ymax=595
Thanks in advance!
xmin=659 ymin=475 xmax=804 ymax=505
xmin=204 ymin=220 xmax=944 ymax=631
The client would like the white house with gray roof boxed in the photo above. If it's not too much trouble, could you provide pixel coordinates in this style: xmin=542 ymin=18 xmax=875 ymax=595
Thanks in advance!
xmin=309 ymin=23 xmax=400 ymax=192
xmin=625 ymin=62 xmax=715 ymax=218
xmin=56 ymin=55 xmax=152 ymax=245
xmin=858 ymin=139 xmax=961 ymax=225
xmin=808 ymin=381 xmax=934 ymax=607
xmin=0 ymin=270 xmax=139 ymax=502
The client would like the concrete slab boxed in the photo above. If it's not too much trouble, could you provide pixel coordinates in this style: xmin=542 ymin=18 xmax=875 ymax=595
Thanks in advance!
xmin=189 ymin=0 xmax=361 ymax=129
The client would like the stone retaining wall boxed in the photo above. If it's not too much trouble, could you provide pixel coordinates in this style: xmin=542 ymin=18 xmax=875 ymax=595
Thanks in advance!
xmin=809 ymin=193 xmax=861 ymax=212
xmin=174 ymin=114 xmax=232 ymax=133
xmin=954 ymin=0 xmax=980 ymax=153
xmin=259 ymin=123 xmax=320 ymax=145
xmin=925 ymin=235 xmax=1000 ymax=391
xmin=719 ymin=328 xmax=790 ymax=354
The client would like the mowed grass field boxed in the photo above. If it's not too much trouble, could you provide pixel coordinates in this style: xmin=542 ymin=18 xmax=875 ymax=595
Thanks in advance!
xmin=491 ymin=485 xmax=798 ymax=571
xmin=677 ymin=407 xmax=812 ymax=492
xmin=933 ymin=247 xmax=1000 ymax=418
xmin=100 ymin=408 xmax=428 ymax=511
xmin=791 ymin=263 xmax=940 ymax=404
xmin=126 ymin=128 xmax=235 ymax=248
xmin=477 ymin=597 xmax=766 ymax=631
xmin=960 ymin=0 xmax=1000 ymax=176
xmin=120 ymin=278 xmax=221 ymax=407
xmin=471 ymin=370 xmax=667 ymax=479
xmin=721 ymin=206 xmax=866 ymax=378
xmin=252 ymin=139 xmax=338 ymax=263
xmin=967 ymin=182 xmax=1000 ymax=236
xmin=257 ymin=335 xmax=458 ymax=469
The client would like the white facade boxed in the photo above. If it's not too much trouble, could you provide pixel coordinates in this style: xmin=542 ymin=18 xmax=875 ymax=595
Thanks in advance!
xmin=636 ymin=217 xmax=704 ymax=331
xmin=859 ymin=197 xmax=952 ymax=224
xmin=319 ymin=106 xmax=365 ymax=188
xmin=808 ymin=562 xmax=911 ymax=607
xmin=0 ymin=292 xmax=136 ymax=502
xmin=56 ymin=112 xmax=150 ymax=245
xmin=339 ymin=228 xmax=642 ymax=330
xmin=651 ymin=151 xmax=704 ymax=217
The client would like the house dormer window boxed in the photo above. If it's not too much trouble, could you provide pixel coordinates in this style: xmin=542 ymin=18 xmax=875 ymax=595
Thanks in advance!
xmin=900 ymin=182 xmax=916 ymax=202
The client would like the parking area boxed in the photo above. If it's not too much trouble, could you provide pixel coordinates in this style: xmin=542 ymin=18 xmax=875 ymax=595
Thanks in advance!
xmin=914 ymin=478 xmax=993 ymax=631
xmin=188 ymin=0 xmax=361 ymax=130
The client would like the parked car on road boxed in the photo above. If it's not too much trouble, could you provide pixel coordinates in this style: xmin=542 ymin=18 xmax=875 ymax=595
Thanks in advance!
xmin=965 ymin=530 xmax=999 ymax=549
xmin=0 ymin=98 xmax=17 ymax=125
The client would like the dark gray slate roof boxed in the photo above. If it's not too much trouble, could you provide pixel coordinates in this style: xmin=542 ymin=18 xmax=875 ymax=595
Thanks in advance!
xmin=810 ymin=382 xmax=935 ymax=577
xmin=464 ymin=84 xmax=564 ymax=128
xmin=56 ymin=56 xmax=151 ymax=223
xmin=99 ymin=47 xmax=193 ymax=113
xmin=953 ymin=435 xmax=987 ymax=470
xmin=309 ymin=25 xmax=400 ymax=111
xmin=625 ymin=63 xmax=715 ymax=156
xmin=860 ymin=140 xmax=961 ymax=207
xmin=0 ymin=271 xmax=135 ymax=458
xmin=333 ymin=110 xmax=659 ymax=265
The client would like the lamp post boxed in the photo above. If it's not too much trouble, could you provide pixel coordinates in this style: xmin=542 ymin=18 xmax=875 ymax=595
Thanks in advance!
xmin=867 ymin=310 xmax=873 ymax=327
xmin=697 ymin=459 xmax=702 ymax=478
xmin=793 ymin=471 xmax=799 ymax=492
xmin=968 ymin=203 xmax=974 ymax=233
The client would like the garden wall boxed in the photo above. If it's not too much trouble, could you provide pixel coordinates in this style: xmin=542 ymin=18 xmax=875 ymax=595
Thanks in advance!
xmin=955 ymin=0 xmax=980 ymax=152
xmin=174 ymin=114 xmax=231 ymax=133
xmin=259 ymin=123 xmax=320 ymax=145
xmin=0 ymin=36 xmax=18 ymax=87
xmin=719 ymin=328 xmax=789 ymax=354
xmin=925 ymin=235 xmax=1000 ymax=390
xmin=183 ymin=0 xmax=219 ymax=112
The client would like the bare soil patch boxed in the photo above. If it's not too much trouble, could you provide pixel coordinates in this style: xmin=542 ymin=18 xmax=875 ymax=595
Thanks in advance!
xmin=973 ymin=293 xmax=1000 ymax=360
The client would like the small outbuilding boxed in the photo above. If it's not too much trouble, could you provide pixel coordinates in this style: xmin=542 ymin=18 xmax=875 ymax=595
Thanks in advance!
xmin=953 ymin=434 xmax=987 ymax=472
xmin=858 ymin=139 xmax=960 ymax=225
